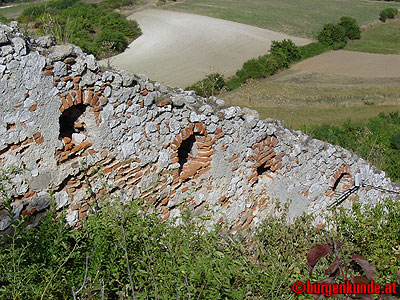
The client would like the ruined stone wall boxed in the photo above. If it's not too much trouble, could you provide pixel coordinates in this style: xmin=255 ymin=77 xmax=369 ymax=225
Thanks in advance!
xmin=0 ymin=22 xmax=399 ymax=233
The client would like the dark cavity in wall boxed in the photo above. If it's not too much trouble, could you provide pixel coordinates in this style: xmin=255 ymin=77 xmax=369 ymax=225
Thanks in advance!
xmin=333 ymin=173 xmax=352 ymax=194
xmin=59 ymin=104 xmax=86 ymax=140
xmin=178 ymin=134 xmax=197 ymax=173
xmin=257 ymin=164 xmax=272 ymax=177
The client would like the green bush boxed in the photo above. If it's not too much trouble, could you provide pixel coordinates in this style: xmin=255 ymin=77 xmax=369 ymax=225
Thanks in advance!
xmin=236 ymin=54 xmax=280 ymax=81
xmin=338 ymin=16 xmax=361 ymax=40
xmin=317 ymin=23 xmax=347 ymax=49
xmin=390 ymin=131 xmax=400 ymax=150
xmin=333 ymin=198 xmax=400 ymax=284
xmin=225 ymin=76 xmax=244 ymax=90
xmin=1 ymin=169 xmax=399 ymax=300
xmin=186 ymin=73 xmax=226 ymax=98
xmin=269 ymin=39 xmax=301 ymax=67
xmin=18 ymin=0 xmax=141 ymax=58
xmin=298 ymin=42 xmax=332 ymax=59
xmin=306 ymin=112 xmax=400 ymax=181
xmin=379 ymin=7 xmax=398 ymax=22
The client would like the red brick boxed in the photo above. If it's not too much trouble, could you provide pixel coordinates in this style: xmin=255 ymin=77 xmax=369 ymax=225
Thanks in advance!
xmin=44 ymin=70 xmax=53 ymax=76
xmin=66 ymin=94 xmax=74 ymax=107
xmin=197 ymin=166 xmax=211 ymax=176
xmin=197 ymin=150 xmax=215 ymax=157
xmin=36 ymin=137 xmax=44 ymax=144
xmin=61 ymin=97 xmax=69 ymax=109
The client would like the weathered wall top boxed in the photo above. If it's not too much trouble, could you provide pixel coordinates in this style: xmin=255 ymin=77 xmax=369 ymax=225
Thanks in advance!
xmin=0 ymin=22 xmax=399 ymax=233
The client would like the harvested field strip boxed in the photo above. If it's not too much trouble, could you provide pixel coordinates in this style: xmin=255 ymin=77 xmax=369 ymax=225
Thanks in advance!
xmin=108 ymin=9 xmax=309 ymax=88
xmin=290 ymin=50 xmax=400 ymax=78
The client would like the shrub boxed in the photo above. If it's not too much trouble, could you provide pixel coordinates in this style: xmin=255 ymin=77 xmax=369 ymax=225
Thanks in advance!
xmin=269 ymin=39 xmax=301 ymax=66
xmin=379 ymin=8 xmax=398 ymax=22
xmin=317 ymin=23 xmax=347 ymax=49
xmin=390 ymin=132 xmax=400 ymax=150
xmin=333 ymin=198 xmax=400 ymax=284
xmin=236 ymin=54 xmax=279 ymax=81
xmin=225 ymin=76 xmax=244 ymax=90
xmin=299 ymin=42 xmax=332 ymax=59
xmin=307 ymin=112 xmax=400 ymax=181
xmin=18 ymin=0 xmax=142 ymax=58
xmin=186 ymin=73 xmax=226 ymax=98
xmin=338 ymin=16 xmax=361 ymax=40
xmin=97 ymin=29 xmax=128 ymax=52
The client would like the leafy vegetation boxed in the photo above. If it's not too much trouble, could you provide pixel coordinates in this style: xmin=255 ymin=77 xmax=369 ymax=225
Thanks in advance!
xmin=338 ymin=16 xmax=361 ymax=40
xmin=379 ymin=7 xmax=398 ymax=22
xmin=317 ymin=23 xmax=347 ymax=50
xmin=306 ymin=112 xmax=400 ymax=182
xmin=1 ymin=176 xmax=399 ymax=300
xmin=17 ymin=0 xmax=141 ymax=58
xmin=317 ymin=17 xmax=361 ymax=49
xmin=185 ymin=73 xmax=226 ymax=98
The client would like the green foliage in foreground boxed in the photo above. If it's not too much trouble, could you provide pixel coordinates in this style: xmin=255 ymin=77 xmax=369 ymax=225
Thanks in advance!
xmin=0 ymin=186 xmax=399 ymax=299
xmin=305 ymin=112 xmax=400 ymax=182
xmin=18 ymin=0 xmax=141 ymax=58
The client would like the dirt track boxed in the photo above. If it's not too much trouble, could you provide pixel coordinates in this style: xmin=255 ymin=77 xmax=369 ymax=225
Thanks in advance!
xmin=291 ymin=50 xmax=400 ymax=78
xmin=106 ymin=9 xmax=310 ymax=88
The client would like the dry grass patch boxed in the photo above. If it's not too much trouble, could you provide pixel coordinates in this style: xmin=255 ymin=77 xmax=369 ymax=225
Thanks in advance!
xmin=220 ymin=71 xmax=400 ymax=128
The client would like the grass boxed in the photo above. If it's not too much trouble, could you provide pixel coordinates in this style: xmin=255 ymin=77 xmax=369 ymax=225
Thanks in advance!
xmin=220 ymin=71 xmax=400 ymax=129
xmin=0 ymin=1 xmax=44 ymax=18
xmin=345 ymin=18 xmax=400 ymax=54
xmin=0 ymin=0 xmax=106 ymax=19
xmin=164 ymin=0 xmax=400 ymax=38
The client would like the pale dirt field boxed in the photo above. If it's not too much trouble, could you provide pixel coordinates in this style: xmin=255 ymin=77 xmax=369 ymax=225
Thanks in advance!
xmin=105 ymin=9 xmax=310 ymax=88
xmin=291 ymin=50 xmax=400 ymax=78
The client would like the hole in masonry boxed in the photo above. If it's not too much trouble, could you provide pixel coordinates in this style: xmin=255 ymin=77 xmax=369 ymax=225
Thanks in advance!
xmin=333 ymin=173 xmax=352 ymax=194
xmin=6 ymin=123 xmax=16 ymax=130
xmin=178 ymin=134 xmax=197 ymax=173
xmin=59 ymin=104 xmax=86 ymax=140
xmin=257 ymin=164 xmax=272 ymax=177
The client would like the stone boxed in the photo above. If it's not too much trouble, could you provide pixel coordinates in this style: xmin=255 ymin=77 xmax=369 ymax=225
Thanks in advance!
xmin=29 ymin=172 xmax=52 ymax=192
xmin=189 ymin=111 xmax=200 ymax=123
xmin=34 ymin=35 xmax=56 ymax=48
xmin=172 ymin=95 xmax=185 ymax=107
xmin=72 ymin=133 xmax=86 ymax=144
xmin=53 ymin=61 xmax=68 ymax=77
xmin=0 ymin=30 xmax=9 ymax=45
xmin=66 ymin=210 xmax=78 ymax=226
xmin=11 ymin=37 xmax=26 ymax=56
xmin=48 ymin=44 xmax=75 ymax=62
